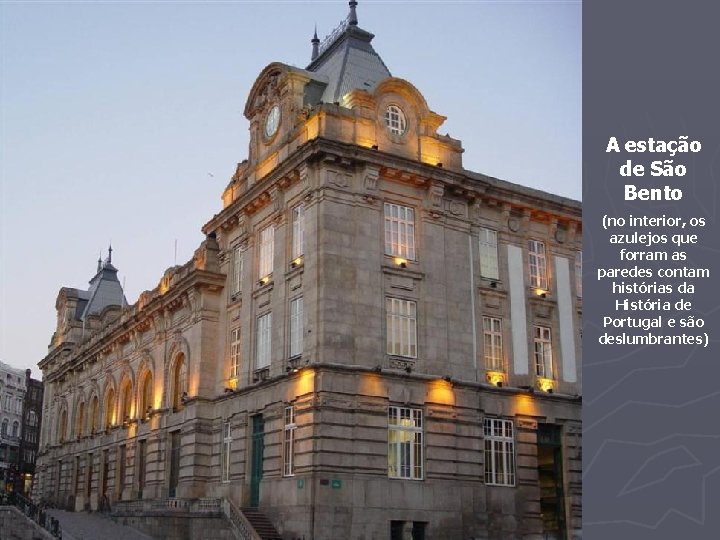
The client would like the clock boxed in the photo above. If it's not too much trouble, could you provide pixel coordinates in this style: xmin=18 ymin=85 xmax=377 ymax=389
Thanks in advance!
xmin=264 ymin=105 xmax=281 ymax=139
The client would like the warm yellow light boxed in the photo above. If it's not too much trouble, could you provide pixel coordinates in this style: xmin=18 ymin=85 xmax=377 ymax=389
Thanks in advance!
xmin=514 ymin=393 xmax=538 ymax=416
xmin=291 ymin=256 xmax=303 ymax=268
xmin=394 ymin=257 xmax=408 ymax=268
xmin=304 ymin=116 xmax=320 ymax=141
xmin=537 ymin=377 xmax=554 ymax=393
xmin=293 ymin=368 xmax=315 ymax=396
xmin=486 ymin=371 xmax=505 ymax=387
xmin=535 ymin=288 xmax=547 ymax=297
xmin=359 ymin=372 xmax=385 ymax=397
xmin=427 ymin=379 xmax=455 ymax=405
xmin=228 ymin=377 xmax=238 ymax=391
xmin=259 ymin=275 xmax=271 ymax=285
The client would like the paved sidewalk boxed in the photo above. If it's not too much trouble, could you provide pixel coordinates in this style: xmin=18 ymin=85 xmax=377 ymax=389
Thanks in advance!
xmin=45 ymin=509 xmax=155 ymax=540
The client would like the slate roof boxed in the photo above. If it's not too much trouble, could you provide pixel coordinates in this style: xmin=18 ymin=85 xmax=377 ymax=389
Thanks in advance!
xmin=80 ymin=258 xmax=126 ymax=320
xmin=306 ymin=22 xmax=391 ymax=104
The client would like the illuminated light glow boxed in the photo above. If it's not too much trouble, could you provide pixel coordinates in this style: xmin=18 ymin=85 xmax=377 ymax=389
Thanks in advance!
xmin=486 ymin=371 xmax=505 ymax=387
xmin=535 ymin=288 xmax=547 ymax=297
xmin=356 ymin=138 xmax=377 ymax=149
xmin=359 ymin=372 xmax=385 ymax=397
xmin=222 ymin=188 xmax=234 ymax=209
xmin=228 ymin=377 xmax=238 ymax=391
xmin=291 ymin=256 xmax=303 ymax=268
xmin=304 ymin=116 xmax=320 ymax=141
xmin=394 ymin=257 xmax=408 ymax=268
xmin=188 ymin=371 xmax=200 ymax=397
xmin=259 ymin=275 xmax=271 ymax=285
xmin=427 ymin=379 xmax=455 ymax=405
xmin=256 ymin=151 xmax=280 ymax=180
xmin=514 ymin=393 xmax=538 ymax=416
xmin=293 ymin=368 xmax=315 ymax=396
xmin=537 ymin=377 xmax=554 ymax=393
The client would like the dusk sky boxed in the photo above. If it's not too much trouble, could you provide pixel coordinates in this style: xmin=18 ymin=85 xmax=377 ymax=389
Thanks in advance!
xmin=0 ymin=0 xmax=581 ymax=375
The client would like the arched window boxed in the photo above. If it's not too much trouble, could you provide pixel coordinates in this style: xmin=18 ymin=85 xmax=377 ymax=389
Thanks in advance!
xmin=76 ymin=401 xmax=85 ymax=438
xmin=59 ymin=409 xmax=67 ymax=442
xmin=120 ymin=379 xmax=133 ymax=423
xmin=171 ymin=353 xmax=187 ymax=411
xmin=105 ymin=388 xmax=115 ymax=429
xmin=12 ymin=421 xmax=19 ymax=438
xmin=1 ymin=419 xmax=7 ymax=437
xmin=90 ymin=396 xmax=99 ymax=434
xmin=140 ymin=371 xmax=154 ymax=417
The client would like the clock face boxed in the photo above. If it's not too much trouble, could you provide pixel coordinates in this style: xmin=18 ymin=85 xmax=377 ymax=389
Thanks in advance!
xmin=264 ymin=105 xmax=280 ymax=139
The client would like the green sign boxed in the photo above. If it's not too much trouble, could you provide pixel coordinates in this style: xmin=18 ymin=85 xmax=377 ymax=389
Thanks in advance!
xmin=331 ymin=479 xmax=342 ymax=489
xmin=297 ymin=479 xmax=305 ymax=489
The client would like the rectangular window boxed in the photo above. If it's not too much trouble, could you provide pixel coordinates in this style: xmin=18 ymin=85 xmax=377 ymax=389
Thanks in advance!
xmin=230 ymin=327 xmax=241 ymax=379
xmin=283 ymin=406 xmax=296 ymax=477
xmin=256 ymin=313 xmax=272 ymax=369
xmin=230 ymin=244 xmax=243 ymax=297
xmin=483 ymin=317 xmax=503 ymax=371
xmin=478 ymin=228 xmax=499 ymax=280
xmin=289 ymin=297 xmax=304 ymax=358
xmin=384 ymin=203 xmax=416 ymax=260
xmin=388 ymin=406 xmax=423 ymax=480
xmin=575 ymin=250 xmax=582 ymax=298
xmin=222 ymin=421 xmax=232 ymax=483
xmin=16 ymin=398 xmax=22 ymax=414
xmin=528 ymin=240 xmax=548 ymax=289
xmin=258 ymin=225 xmax=274 ymax=279
xmin=292 ymin=204 xmax=305 ymax=260
xmin=484 ymin=418 xmax=515 ymax=486
xmin=386 ymin=298 xmax=417 ymax=358
xmin=534 ymin=325 xmax=553 ymax=379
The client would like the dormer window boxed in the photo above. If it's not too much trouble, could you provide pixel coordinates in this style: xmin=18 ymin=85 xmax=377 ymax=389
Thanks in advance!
xmin=384 ymin=104 xmax=406 ymax=135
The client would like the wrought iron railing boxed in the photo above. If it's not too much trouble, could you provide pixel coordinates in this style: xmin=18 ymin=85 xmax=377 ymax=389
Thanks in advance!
xmin=1 ymin=492 xmax=62 ymax=538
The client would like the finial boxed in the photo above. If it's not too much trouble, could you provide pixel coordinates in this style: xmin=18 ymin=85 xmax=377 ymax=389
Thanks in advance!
xmin=108 ymin=243 xmax=113 ymax=264
xmin=97 ymin=252 xmax=102 ymax=273
xmin=311 ymin=24 xmax=320 ymax=61
xmin=348 ymin=0 xmax=358 ymax=26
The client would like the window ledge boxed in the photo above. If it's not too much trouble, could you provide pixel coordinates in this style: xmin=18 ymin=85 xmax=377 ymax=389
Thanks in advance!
xmin=387 ymin=356 xmax=416 ymax=371
xmin=381 ymin=264 xmax=424 ymax=281
xmin=253 ymin=368 xmax=270 ymax=382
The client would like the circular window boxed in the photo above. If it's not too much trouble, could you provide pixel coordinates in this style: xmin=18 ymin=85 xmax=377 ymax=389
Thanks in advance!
xmin=384 ymin=104 xmax=407 ymax=135
xmin=264 ymin=105 xmax=281 ymax=139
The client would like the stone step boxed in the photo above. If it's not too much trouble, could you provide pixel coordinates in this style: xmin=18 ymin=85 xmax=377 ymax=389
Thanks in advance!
xmin=240 ymin=508 xmax=282 ymax=540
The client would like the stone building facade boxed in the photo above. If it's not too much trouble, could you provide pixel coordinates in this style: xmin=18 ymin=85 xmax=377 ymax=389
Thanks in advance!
xmin=0 ymin=360 xmax=27 ymax=493
xmin=34 ymin=3 xmax=582 ymax=539
xmin=19 ymin=369 xmax=43 ymax=495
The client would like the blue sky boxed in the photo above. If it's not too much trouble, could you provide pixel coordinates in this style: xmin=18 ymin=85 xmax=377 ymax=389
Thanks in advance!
xmin=0 ymin=0 xmax=581 ymax=373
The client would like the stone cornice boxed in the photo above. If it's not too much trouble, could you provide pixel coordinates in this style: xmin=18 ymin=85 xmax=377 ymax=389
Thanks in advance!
xmin=202 ymin=137 xmax=581 ymax=238
xmin=41 ymin=266 xmax=225 ymax=384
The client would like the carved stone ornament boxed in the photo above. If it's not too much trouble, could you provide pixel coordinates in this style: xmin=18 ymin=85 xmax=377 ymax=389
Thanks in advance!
xmin=508 ymin=217 xmax=521 ymax=232
xmin=428 ymin=183 xmax=444 ymax=208
xmin=449 ymin=200 xmax=466 ymax=217
xmin=364 ymin=165 xmax=380 ymax=191
xmin=326 ymin=169 xmax=350 ymax=188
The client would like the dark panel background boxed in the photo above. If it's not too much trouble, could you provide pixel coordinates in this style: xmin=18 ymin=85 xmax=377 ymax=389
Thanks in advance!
xmin=584 ymin=1 xmax=720 ymax=538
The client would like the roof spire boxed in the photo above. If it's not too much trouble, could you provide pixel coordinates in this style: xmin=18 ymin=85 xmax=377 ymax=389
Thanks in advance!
xmin=97 ymin=252 xmax=102 ymax=273
xmin=348 ymin=0 xmax=358 ymax=26
xmin=107 ymin=243 xmax=113 ymax=264
xmin=311 ymin=24 xmax=320 ymax=61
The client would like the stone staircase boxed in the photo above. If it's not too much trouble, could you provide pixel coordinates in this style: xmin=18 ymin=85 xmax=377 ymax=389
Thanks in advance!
xmin=240 ymin=508 xmax=281 ymax=540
